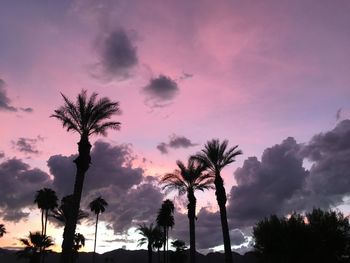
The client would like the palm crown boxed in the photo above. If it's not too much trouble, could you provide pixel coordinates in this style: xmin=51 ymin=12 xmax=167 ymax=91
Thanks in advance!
xmin=192 ymin=139 xmax=242 ymax=173
xmin=161 ymin=159 xmax=214 ymax=195
xmin=51 ymin=90 xmax=121 ymax=137
xmin=89 ymin=196 xmax=108 ymax=215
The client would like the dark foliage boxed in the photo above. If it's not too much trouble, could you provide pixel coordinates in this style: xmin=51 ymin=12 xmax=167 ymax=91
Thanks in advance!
xmin=253 ymin=208 xmax=350 ymax=263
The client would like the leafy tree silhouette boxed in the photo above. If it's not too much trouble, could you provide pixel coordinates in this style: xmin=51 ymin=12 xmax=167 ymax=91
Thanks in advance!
xmin=0 ymin=223 xmax=6 ymax=237
xmin=137 ymin=223 xmax=162 ymax=263
xmin=34 ymin=188 xmax=58 ymax=263
xmin=156 ymin=200 xmax=175 ymax=263
xmin=16 ymin=232 xmax=54 ymax=263
xmin=192 ymin=139 xmax=242 ymax=263
xmin=171 ymin=240 xmax=188 ymax=263
xmin=51 ymin=90 xmax=120 ymax=263
xmin=89 ymin=196 xmax=108 ymax=263
xmin=253 ymin=208 xmax=350 ymax=263
xmin=161 ymin=159 xmax=214 ymax=263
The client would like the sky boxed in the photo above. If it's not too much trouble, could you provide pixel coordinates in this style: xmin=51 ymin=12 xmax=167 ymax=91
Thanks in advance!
xmin=1 ymin=0 xmax=350 ymax=255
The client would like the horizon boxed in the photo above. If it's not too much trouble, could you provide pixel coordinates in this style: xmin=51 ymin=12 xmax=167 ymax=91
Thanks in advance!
xmin=1 ymin=0 xmax=350 ymax=258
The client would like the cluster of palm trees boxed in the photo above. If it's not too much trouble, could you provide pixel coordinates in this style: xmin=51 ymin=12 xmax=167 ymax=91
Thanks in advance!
xmin=10 ymin=90 xmax=241 ymax=263
xmin=17 ymin=186 xmax=108 ymax=263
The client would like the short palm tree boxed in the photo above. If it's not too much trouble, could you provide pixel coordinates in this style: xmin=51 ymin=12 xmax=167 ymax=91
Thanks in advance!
xmin=0 ymin=224 xmax=6 ymax=237
xmin=17 ymin=232 xmax=54 ymax=263
xmin=156 ymin=199 xmax=175 ymax=263
xmin=137 ymin=223 xmax=161 ymax=263
xmin=72 ymin=233 xmax=85 ymax=263
xmin=34 ymin=188 xmax=58 ymax=263
xmin=51 ymin=90 xmax=120 ymax=263
xmin=161 ymin=159 xmax=214 ymax=263
xmin=34 ymin=188 xmax=58 ymax=237
xmin=191 ymin=139 xmax=242 ymax=263
xmin=89 ymin=196 xmax=108 ymax=263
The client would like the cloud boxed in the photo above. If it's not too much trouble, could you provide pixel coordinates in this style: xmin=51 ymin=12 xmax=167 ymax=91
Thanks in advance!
xmin=12 ymin=136 xmax=44 ymax=155
xmin=96 ymin=29 xmax=138 ymax=80
xmin=226 ymin=119 xmax=350 ymax=230
xmin=0 ymin=79 xmax=17 ymax=112
xmin=48 ymin=140 xmax=164 ymax=233
xmin=227 ymin=137 xmax=308 ymax=228
xmin=0 ymin=152 xmax=4 ymax=159
xmin=20 ymin=107 xmax=34 ymax=113
xmin=143 ymin=75 xmax=179 ymax=107
xmin=0 ymin=158 xmax=51 ymax=221
xmin=157 ymin=134 xmax=197 ymax=154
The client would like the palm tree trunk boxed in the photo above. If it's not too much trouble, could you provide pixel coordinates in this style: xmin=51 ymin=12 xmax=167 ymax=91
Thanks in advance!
xmin=157 ymin=247 xmax=160 ymax=263
xmin=148 ymin=243 xmax=152 ymax=263
xmin=163 ymin=227 xmax=166 ymax=263
xmin=215 ymin=175 xmax=232 ymax=263
xmin=61 ymin=136 xmax=91 ymax=263
xmin=188 ymin=190 xmax=196 ymax=263
xmin=41 ymin=209 xmax=49 ymax=263
xmin=38 ymin=210 xmax=44 ymax=263
xmin=93 ymin=213 xmax=99 ymax=263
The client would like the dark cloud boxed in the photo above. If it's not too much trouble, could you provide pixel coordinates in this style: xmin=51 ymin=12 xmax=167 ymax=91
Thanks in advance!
xmin=0 ymin=152 xmax=4 ymax=158
xmin=12 ymin=136 xmax=43 ymax=155
xmin=97 ymin=29 xmax=138 ymax=79
xmin=157 ymin=134 xmax=197 ymax=154
xmin=227 ymin=137 xmax=308 ymax=228
xmin=156 ymin=142 xmax=168 ymax=154
xmin=0 ymin=79 xmax=17 ymax=112
xmin=0 ymin=158 xmax=51 ymax=222
xmin=143 ymin=75 xmax=179 ymax=107
xmin=20 ymin=107 xmax=34 ymax=113
xmin=48 ymin=140 xmax=162 ymax=234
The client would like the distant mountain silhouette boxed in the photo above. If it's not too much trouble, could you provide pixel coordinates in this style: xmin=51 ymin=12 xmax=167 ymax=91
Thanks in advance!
xmin=0 ymin=248 xmax=258 ymax=263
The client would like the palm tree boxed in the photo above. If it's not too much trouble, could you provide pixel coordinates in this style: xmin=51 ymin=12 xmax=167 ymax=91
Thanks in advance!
xmin=17 ymin=232 xmax=54 ymax=263
xmin=51 ymin=90 xmax=120 ymax=263
xmin=0 ymin=224 xmax=6 ymax=237
xmin=50 ymin=195 xmax=89 ymax=226
xmin=137 ymin=223 xmax=161 ymax=263
xmin=191 ymin=139 xmax=242 ymax=263
xmin=72 ymin=233 xmax=85 ymax=263
xmin=89 ymin=196 xmax=108 ymax=263
xmin=34 ymin=188 xmax=58 ymax=237
xmin=34 ymin=188 xmax=58 ymax=263
xmin=161 ymin=159 xmax=214 ymax=263
xmin=156 ymin=199 xmax=175 ymax=263
xmin=152 ymin=228 xmax=164 ymax=263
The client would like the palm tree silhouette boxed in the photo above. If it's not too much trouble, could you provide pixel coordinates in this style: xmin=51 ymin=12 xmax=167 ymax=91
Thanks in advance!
xmin=50 ymin=195 xmax=89 ymax=226
xmin=156 ymin=199 xmax=175 ymax=263
xmin=72 ymin=233 xmax=85 ymax=263
xmin=161 ymin=159 xmax=214 ymax=263
xmin=51 ymin=90 xmax=120 ymax=263
xmin=89 ymin=196 xmax=108 ymax=263
xmin=34 ymin=188 xmax=58 ymax=263
xmin=0 ymin=224 xmax=6 ymax=237
xmin=34 ymin=188 xmax=58 ymax=237
xmin=17 ymin=231 xmax=54 ymax=263
xmin=191 ymin=139 xmax=242 ymax=263
xmin=137 ymin=223 xmax=162 ymax=263
xmin=152 ymin=228 xmax=164 ymax=263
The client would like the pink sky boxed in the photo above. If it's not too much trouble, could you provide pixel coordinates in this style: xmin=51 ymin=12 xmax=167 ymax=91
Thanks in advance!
xmin=1 ymin=0 xmax=350 ymax=254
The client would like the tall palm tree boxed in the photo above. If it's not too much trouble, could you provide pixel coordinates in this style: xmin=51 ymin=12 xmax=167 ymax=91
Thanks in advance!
xmin=156 ymin=199 xmax=175 ymax=263
xmin=191 ymin=139 xmax=242 ymax=263
xmin=51 ymin=90 xmax=120 ymax=263
xmin=17 ymin=232 xmax=54 ymax=263
xmin=50 ymin=195 xmax=89 ymax=226
xmin=89 ymin=196 xmax=108 ymax=263
xmin=0 ymin=224 xmax=6 ymax=237
xmin=34 ymin=188 xmax=58 ymax=263
xmin=137 ymin=223 xmax=161 ymax=263
xmin=161 ymin=159 xmax=214 ymax=263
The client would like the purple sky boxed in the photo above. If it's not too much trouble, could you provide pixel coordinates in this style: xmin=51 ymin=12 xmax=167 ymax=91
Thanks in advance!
xmin=1 ymin=0 xmax=350 ymax=254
